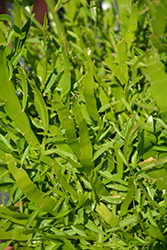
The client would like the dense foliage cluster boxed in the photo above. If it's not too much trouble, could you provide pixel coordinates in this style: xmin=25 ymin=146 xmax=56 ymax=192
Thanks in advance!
xmin=0 ymin=0 xmax=167 ymax=249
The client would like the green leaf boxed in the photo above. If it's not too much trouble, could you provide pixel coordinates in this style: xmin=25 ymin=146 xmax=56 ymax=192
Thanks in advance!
xmin=92 ymin=140 xmax=115 ymax=162
xmin=60 ymin=53 xmax=71 ymax=98
xmin=0 ymin=30 xmax=6 ymax=45
xmin=104 ymin=57 xmax=126 ymax=85
xmin=85 ymin=220 xmax=105 ymax=234
xmin=41 ymin=155 xmax=78 ymax=200
xmin=144 ymin=54 xmax=167 ymax=123
xmin=0 ymin=47 xmax=39 ymax=145
xmin=0 ymin=134 xmax=12 ymax=151
xmin=120 ymin=177 xmax=135 ymax=216
xmin=0 ymin=14 xmax=12 ymax=22
xmin=45 ymin=0 xmax=65 ymax=43
xmin=43 ymin=69 xmax=63 ymax=96
xmin=54 ymin=92 xmax=80 ymax=159
xmin=117 ymin=38 xmax=127 ymax=64
xmin=106 ymin=183 xmax=128 ymax=192
xmin=6 ymin=154 xmax=56 ymax=215
xmin=72 ymin=99 xmax=94 ymax=173
xmin=14 ymin=1 xmax=21 ymax=34
xmin=96 ymin=202 xmax=119 ymax=227
xmin=98 ymin=87 xmax=113 ymax=120
xmin=0 ymin=205 xmax=28 ymax=226
xmin=17 ymin=67 xmax=28 ymax=111
xmin=101 ymin=196 xmax=122 ymax=204
xmin=71 ymin=225 xmax=87 ymax=237
xmin=0 ymin=239 xmax=13 ymax=250
xmin=150 ymin=1 xmax=167 ymax=36
xmin=0 ymin=222 xmax=29 ymax=241
xmin=11 ymin=46 xmax=24 ymax=68
xmin=83 ymin=62 xmax=99 ymax=123
xmin=25 ymin=208 xmax=40 ymax=230
xmin=145 ymin=224 xmax=166 ymax=243
xmin=125 ymin=4 xmax=138 ymax=48
xmin=117 ymin=0 xmax=131 ymax=34
xmin=20 ymin=17 xmax=32 ymax=47
xmin=30 ymin=80 xmax=49 ymax=132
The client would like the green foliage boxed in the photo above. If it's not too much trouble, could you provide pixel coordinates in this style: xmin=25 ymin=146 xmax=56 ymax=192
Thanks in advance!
xmin=1 ymin=0 xmax=167 ymax=249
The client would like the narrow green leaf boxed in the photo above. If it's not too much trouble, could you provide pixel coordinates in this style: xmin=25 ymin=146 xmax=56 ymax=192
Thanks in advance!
xmin=101 ymin=196 xmax=122 ymax=204
xmin=72 ymin=99 xmax=93 ymax=173
xmin=104 ymin=57 xmax=126 ymax=85
xmin=0 ymin=205 xmax=28 ymax=226
xmin=11 ymin=46 xmax=24 ymax=68
xmin=119 ymin=215 xmax=137 ymax=228
xmin=117 ymin=38 xmax=127 ymax=64
xmin=134 ymin=102 xmax=158 ymax=111
xmin=0 ymin=134 xmax=12 ymax=151
xmin=125 ymin=4 xmax=138 ymax=48
xmin=52 ymin=163 xmax=78 ymax=200
xmin=124 ymin=120 xmax=140 ymax=160
xmin=41 ymin=155 xmax=78 ymax=200
xmin=106 ymin=183 xmax=128 ymax=191
xmin=71 ymin=225 xmax=87 ymax=237
xmin=43 ymin=69 xmax=63 ymax=96
xmin=85 ymin=220 xmax=105 ymax=234
xmin=30 ymin=80 xmax=49 ymax=132
xmin=150 ymin=2 xmax=167 ymax=36
xmin=92 ymin=140 xmax=115 ymax=162
xmin=128 ymin=75 xmax=143 ymax=90
xmin=0 ymin=239 xmax=13 ymax=250
xmin=98 ymin=87 xmax=114 ymax=120
xmin=0 ymin=221 xmax=29 ymax=241
xmin=144 ymin=54 xmax=167 ymax=123
xmin=17 ymin=67 xmax=28 ymax=111
xmin=98 ymin=170 xmax=128 ymax=185
xmin=14 ymin=1 xmax=21 ymax=34
xmin=0 ymin=14 xmax=12 ymax=22
xmin=83 ymin=62 xmax=99 ymax=122
xmin=120 ymin=177 xmax=135 ymax=216
xmin=147 ymin=207 xmax=158 ymax=227
xmin=96 ymin=202 xmax=119 ymax=227
xmin=145 ymin=224 xmax=166 ymax=243
xmin=98 ymin=103 xmax=110 ymax=113
xmin=61 ymin=53 xmax=71 ymax=98
xmin=20 ymin=145 xmax=29 ymax=167
xmin=117 ymin=149 xmax=129 ymax=167
xmin=54 ymin=92 xmax=80 ymax=158
xmin=20 ymin=17 xmax=32 ymax=47
xmin=117 ymin=0 xmax=131 ymax=34
xmin=45 ymin=0 xmax=65 ymax=44
xmin=0 ymin=47 xmax=38 ymax=145
xmin=6 ymin=154 xmax=56 ymax=215
xmin=25 ymin=208 xmax=40 ymax=230
xmin=0 ymin=30 xmax=6 ymax=45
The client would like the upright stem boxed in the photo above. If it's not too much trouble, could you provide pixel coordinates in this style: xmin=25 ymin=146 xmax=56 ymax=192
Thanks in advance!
xmin=45 ymin=0 xmax=65 ymax=45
